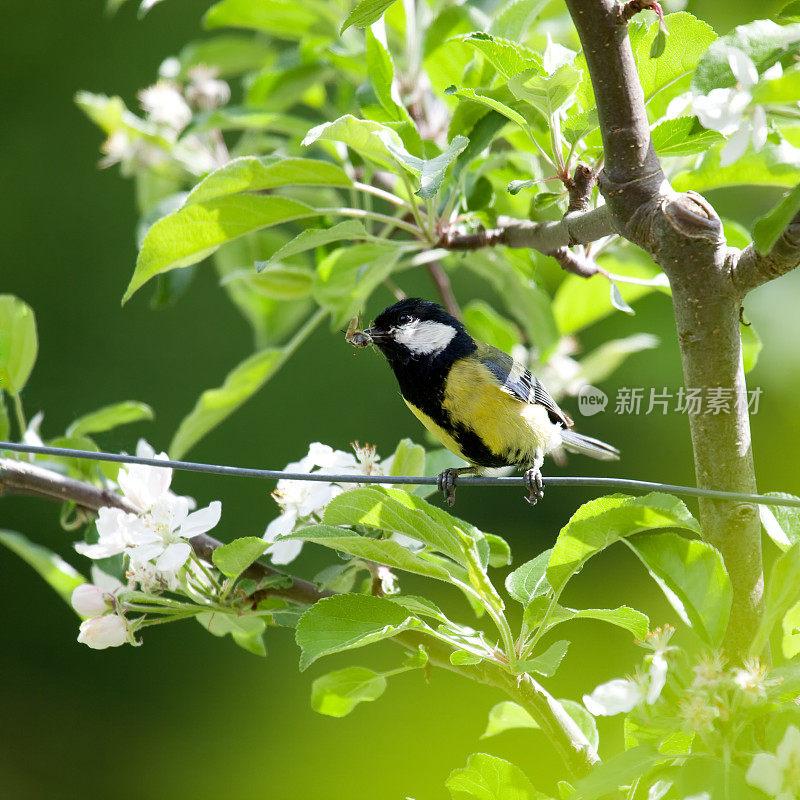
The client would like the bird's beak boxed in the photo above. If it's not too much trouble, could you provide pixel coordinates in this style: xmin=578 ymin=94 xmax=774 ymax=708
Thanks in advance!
xmin=362 ymin=326 xmax=387 ymax=341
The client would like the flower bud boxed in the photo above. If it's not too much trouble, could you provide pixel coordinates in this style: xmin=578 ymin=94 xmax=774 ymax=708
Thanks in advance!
xmin=71 ymin=584 xmax=112 ymax=617
xmin=77 ymin=615 xmax=128 ymax=649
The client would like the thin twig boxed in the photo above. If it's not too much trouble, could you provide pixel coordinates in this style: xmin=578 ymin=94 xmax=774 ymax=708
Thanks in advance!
xmin=426 ymin=261 xmax=461 ymax=318
xmin=2 ymin=444 xmax=799 ymax=507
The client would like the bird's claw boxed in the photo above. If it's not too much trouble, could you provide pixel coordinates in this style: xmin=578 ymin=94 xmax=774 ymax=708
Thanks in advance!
xmin=524 ymin=468 xmax=544 ymax=506
xmin=437 ymin=468 xmax=459 ymax=507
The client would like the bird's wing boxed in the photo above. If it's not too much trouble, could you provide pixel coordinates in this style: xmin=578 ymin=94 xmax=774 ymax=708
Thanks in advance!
xmin=477 ymin=343 xmax=573 ymax=428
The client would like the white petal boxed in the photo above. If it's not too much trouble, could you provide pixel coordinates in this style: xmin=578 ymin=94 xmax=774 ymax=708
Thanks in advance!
xmin=745 ymin=753 xmax=782 ymax=795
xmin=306 ymin=442 xmax=335 ymax=467
xmin=751 ymin=105 xmax=768 ymax=152
xmin=264 ymin=512 xmax=297 ymax=542
xmin=136 ymin=439 xmax=156 ymax=459
xmin=74 ymin=541 xmax=124 ymax=559
xmin=776 ymin=724 xmax=800 ymax=769
xmin=583 ymin=678 xmax=643 ymax=716
xmin=268 ymin=538 xmax=303 ymax=565
xmin=22 ymin=411 xmax=45 ymax=447
xmin=693 ymin=88 xmax=742 ymax=132
xmin=647 ymin=653 xmax=668 ymax=704
xmin=77 ymin=615 xmax=128 ymax=649
xmin=71 ymin=584 xmax=112 ymax=617
xmin=90 ymin=566 xmax=124 ymax=593
xmin=155 ymin=542 xmax=192 ymax=571
xmin=727 ymin=47 xmax=758 ymax=88
xmin=129 ymin=542 xmax=164 ymax=563
xmin=665 ymin=91 xmax=693 ymax=120
xmin=763 ymin=62 xmax=784 ymax=81
xmin=179 ymin=501 xmax=221 ymax=538
xmin=720 ymin=122 xmax=752 ymax=166
xmin=298 ymin=483 xmax=335 ymax=516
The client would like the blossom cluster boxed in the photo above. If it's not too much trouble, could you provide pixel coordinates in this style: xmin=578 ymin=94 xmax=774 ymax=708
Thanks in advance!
xmin=263 ymin=441 xmax=391 ymax=564
xmin=71 ymin=440 xmax=222 ymax=649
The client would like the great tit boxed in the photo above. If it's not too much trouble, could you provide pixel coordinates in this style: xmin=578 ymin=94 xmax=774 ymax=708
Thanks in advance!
xmin=362 ymin=298 xmax=619 ymax=505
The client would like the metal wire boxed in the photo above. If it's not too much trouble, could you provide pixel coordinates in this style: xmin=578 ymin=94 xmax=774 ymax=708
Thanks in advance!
xmin=2 ymin=440 xmax=800 ymax=507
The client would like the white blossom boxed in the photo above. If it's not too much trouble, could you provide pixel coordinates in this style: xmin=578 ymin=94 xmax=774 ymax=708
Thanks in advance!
xmin=138 ymin=81 xmax=192 ymax=134
xmin=583 ymin=677 xmax=646 ymax=716
xmin=185 ymin=65 xmax=231 ymax=111
xmin=22 ymin=410 xmax=45 ymax=447
xmin=746 ymin=725 xmax=800 ymax=799
xmin=263 ymin=442 xmax=390 ymax=564
xmin=691 ymin=47 xmax=775 ymax=167
xmin=71 ymin=584 xmax=113 ymax=617
xmin=377 ymin=565 xmax=399 ymax=595
xmin=77 ymin=614 xmax=129 ymax=649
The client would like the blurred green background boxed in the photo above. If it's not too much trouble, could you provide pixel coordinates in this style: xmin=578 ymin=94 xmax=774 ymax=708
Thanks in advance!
xmin=1 ymin=1 xmax=797 ymax=798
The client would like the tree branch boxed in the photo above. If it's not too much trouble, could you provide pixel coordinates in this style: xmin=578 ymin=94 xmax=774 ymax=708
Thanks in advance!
xmin=438 ymin=205 xmax=615 ymax=252
xmin=731 ymin=211 xmax=800 ymax=295
xmin=0 ymin=455 xmax=598 ymax=777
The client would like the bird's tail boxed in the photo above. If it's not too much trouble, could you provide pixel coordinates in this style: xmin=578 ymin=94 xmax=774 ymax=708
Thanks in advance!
xmin=560 ymin=430 xmax=620 ymax=461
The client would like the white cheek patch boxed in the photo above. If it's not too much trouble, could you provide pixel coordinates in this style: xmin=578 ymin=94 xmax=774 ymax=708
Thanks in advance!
xmin=393 ymin=320 xmax=457 ymax=355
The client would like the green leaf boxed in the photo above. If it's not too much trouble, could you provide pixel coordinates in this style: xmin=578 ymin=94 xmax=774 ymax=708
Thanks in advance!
xmin=517 ymin=640 xmax=569 ymax=677
xmin=547 ymin=493 xmax=701 ymax=594
xmin=576 ymin=334 xmax=660 ymax=387
xmin=365 ymin=29 xmax=415 ymax=127
xmin=633 ymin=13 xmax=717 ymax=102
xmin=485 ymin=534 xmax=512 ymax=568
xmin=340 ymin=0 xmax=398 ymax=33
xmin=752 ymin=542 xmax=800 ymax=656
xmin=256 ymin=220 xmax=369 ymax=272
xmin=482 ymin=701 xmax=540 ymax=738
xmin=538 ymin=605 xmax=650 ymax=640
xmin=170 ymin=35 xmax=275 ymax=80
xmin=457 ymin=32 xmax=543 ymax=79
xmin=211 ymin=537 xmax=269 ymax=580
xmin=451 ymin=650 xmax=484 ymax=665
xmin=323 ymin=487 xmax=472 ymax=567
xmin=196 ymin=610 xmax=267 ymax=656
xmin=313 ymin=243 xmax=402 ymax=328
xmin=446 ymin=753 xmax=539 ymax=800
xmin=651 ymin=116 xmax=723 ymax=157
xmin=450 ymin=88 xmax=529 ymax=130
xmin=571 ymin=745 xmax=659 ymax=800
xmin=759 ymin=493 xmax=800 ymax=550
xmin=463 ymin=301 xmax=521 ymax=353
xmin=693 ymin=20 xmax=800 ymax=93
xmin=169 ymin=347 xmax=283 ymax=459
xmin=508 ymin=65 xmax=581 ymax=121
xmin=388 ymin=438 xmax=426 ymax=490
xmin=66 ymin=401 xmax=153 ymax=438
xmin=741 ymin=321 xmax=762 ymax=374
xmin=226 ymin=264 xmax=314 ymax=300
xmin=0 ymin=393 xmax=9 ymax=441
xmin=295 ymin=593 xmax=423 ymax=670
xmin=0 ymin=530 xmax=85 ymax=606
xmin=204 ymin=0 xmax=338 ymax=39
xmin=753 ymin=63 xmax=800 ymax=103
xmin=128 ymin=195 xmax=316 ymax=302
xmin=283 ymin=524 xmax=456 ymax=582
xmin=558 ymin=699 xmax=599 ymax=753
xmin=0 ymin=295 xmax=38 ymax=394
xmin=311 ymin=666 xmax=388 ymax=717
xmin=753 ymin=184 xmax=800 ymax=255
xmin=505 ymin=549 xmax=552 ymax=606
xmin=626 ymin=532 xmax=732 ymax=647
xmin=186 ymin=156 xmax=352 ymax=205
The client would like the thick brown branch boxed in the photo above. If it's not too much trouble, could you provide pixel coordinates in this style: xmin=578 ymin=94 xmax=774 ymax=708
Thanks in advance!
xmin=565 ymin=163 xmax=597 ymax=213
xmin=564 ymin=0 xmax=664 ymax=231
xmin=550 ymin=247 xmax=605 ymax=278
xmin=439 ymin=205 xmax=615 ymax=252
xmin=731 ymin=211 xmax=800 ymax=295
xmin=0 ymin=455 xmax=599 ymax=776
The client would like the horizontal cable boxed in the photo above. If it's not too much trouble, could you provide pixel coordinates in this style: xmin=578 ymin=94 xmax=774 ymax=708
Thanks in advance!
xmin=2 ymin=440 xmax=799 ymax=508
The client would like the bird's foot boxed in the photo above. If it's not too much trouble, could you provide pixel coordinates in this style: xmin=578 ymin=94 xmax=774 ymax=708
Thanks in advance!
xmin=523 ymin=468 xmax=544 ymax=506
xmin=437 ymin=468 xmax=460 ymax=507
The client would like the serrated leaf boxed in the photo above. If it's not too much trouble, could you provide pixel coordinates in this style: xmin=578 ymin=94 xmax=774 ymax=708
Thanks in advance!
xmin=752 ymin=542 xmax=800 ymax=656
xmin=365 ymin=29 xmax=414 ymax=126
xmin=186 ymin=156 xmax=351 ymax=205
xmin=457 ymin=32 xmax=543 ymax=79
xmin=446 ymin=752 xmax=539 ymax=800
xmin=625 ymin=532 xmax=731 ymax=646
xmin=651 ymin=116 xmax=723 ymax=157
xmin=211 ymin=537 xmax=269 ymax=580
xmin=303 ymin=114 xmax=406 ymax=171
xmin=196 ymin=610 xmax=267 ymax=656
xmin=313 ymin=243 xmax=402 ymax=328
xmin=0 ymin=530 xmax=85 ymax=606
xmin=482 ymin=701 xmax=540 ymax=738
xmin=295 ymin=593 xmax=424 ymax=670
xmin=537 ymin=605 xmax=650 ymax=640
xmin=451 ymin=650 xmax=484 ymax=665
xmin=571 ymin=746 xmax=659 ymax=800
xmin=517 ymin=640 xmax=569 ymax=677
xmin=256 ymin=220 xmax=369 ymax=272
xmin=170 ymin=347 xmax=284 ymax=459
xmin=490 ymin=0 xmax=548 ymax=41
xmin=227 ymin=264 xmax=313 ymax=300
xmin=282 ymin=524 xmax=455 ymax=582
xmin=508 ymin=64 xmax=580 ymax=121
xmin=340 ymin=0 xmax=398 ymax=33
xmin=0 ymin=295 xmax=38 ymax=394
xmin=127 ymin=195 xmax=317 ymax=302
xmin=753 ymin=183 xmax=800 ymax=255
xmin=547 ymin=493 xmax=701 ymax=594
xmin=66 ymin=401 xmax=153 ymax=438
xmin=311 ymin=666 xmax=388 ymax=717
xmin=388 ymin=438 xmax=425 ymax=490
xmin=450 ymin=88 xmax=529 ymax=129
xmin=505 ymin=549 xmax=552 ymax=606
xmin=760 ymin=493 xmax=800 ymax=550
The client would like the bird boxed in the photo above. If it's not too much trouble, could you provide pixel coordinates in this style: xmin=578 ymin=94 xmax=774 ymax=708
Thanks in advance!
xmin=360 ymin=298 xmax=619 ymax=506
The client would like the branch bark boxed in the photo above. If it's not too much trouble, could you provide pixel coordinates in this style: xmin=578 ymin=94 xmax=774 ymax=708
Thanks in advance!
xmin=731 ymin=210 xmax=800 ymax=294
xmin=0 ymin=455 xmax=598 ymax=777
xmin=563 ymin=0 xmax=770 ymax=657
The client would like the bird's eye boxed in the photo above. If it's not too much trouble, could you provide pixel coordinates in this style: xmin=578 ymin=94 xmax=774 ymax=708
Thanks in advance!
xmin=398 ymin=314 xmax=413 ymax=324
